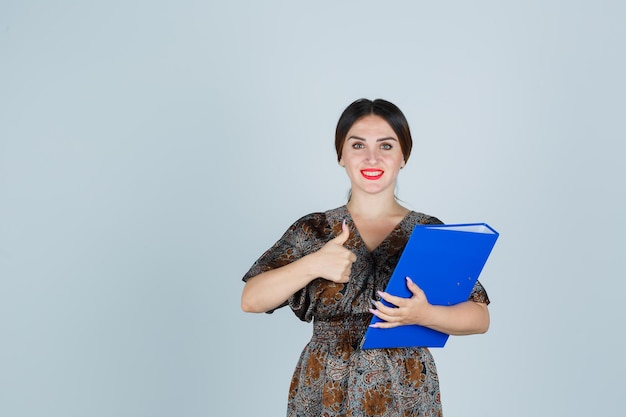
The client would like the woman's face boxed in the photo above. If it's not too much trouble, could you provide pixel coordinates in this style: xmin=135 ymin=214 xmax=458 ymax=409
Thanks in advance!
xmin=339 ymin=115 xmax=406 ymax=197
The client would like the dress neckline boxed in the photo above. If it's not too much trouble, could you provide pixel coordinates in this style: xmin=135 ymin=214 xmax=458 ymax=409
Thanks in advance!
xmin=340 ymin=205 xmax=412 ymax=254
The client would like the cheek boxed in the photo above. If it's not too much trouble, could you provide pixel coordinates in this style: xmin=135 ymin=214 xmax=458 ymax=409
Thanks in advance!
xmin=340 ymin=151 xmax=357 ymax=166
xmin=383 ymin=153 xmax=405 ymax=166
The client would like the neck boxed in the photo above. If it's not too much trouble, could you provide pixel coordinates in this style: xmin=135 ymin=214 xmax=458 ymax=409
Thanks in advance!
xmin=346 ymin=190 xmax=407 ymax=220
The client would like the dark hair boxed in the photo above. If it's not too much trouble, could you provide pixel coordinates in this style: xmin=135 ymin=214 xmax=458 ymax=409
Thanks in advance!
xmin=334 ymin=98 xmax=413 ymax=163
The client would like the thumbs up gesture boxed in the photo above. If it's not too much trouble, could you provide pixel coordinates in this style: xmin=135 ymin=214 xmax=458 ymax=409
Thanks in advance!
xmin=311 ymin=219 xmax=357 ymax=283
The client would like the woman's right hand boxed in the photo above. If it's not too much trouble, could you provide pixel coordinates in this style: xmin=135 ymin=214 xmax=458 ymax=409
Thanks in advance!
xmin=242 ymin=219 xmax=357 ymax=313
xmin=311 ymin=220 xmax=357 ymax=283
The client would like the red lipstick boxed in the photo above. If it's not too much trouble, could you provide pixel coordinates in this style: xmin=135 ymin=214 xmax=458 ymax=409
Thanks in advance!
xmin=360 ymin=169 xmax=384 ymax=180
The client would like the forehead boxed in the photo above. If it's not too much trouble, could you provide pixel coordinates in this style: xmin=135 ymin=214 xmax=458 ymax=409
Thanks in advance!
xmin=346 ymin=115 xmax=396 ymax=139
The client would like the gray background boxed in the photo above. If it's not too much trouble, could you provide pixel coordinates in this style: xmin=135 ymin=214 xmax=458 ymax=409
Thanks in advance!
xmin=1 ymin=1 xmax=624 ymax=416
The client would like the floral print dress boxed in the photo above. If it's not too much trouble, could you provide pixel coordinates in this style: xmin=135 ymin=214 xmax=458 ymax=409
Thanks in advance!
xmin=243 ymin=206 xmax=490 ymax=417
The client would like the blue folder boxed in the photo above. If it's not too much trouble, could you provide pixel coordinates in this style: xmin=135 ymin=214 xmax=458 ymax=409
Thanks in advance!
xmin=360 ymin=223 xmax=499 ymax=349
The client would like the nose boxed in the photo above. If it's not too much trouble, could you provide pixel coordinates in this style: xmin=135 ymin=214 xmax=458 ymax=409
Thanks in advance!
xmin=366 ymin=148 xmax=379 ymax=163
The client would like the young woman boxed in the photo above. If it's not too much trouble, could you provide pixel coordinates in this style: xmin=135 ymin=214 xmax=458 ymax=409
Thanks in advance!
xmin=241 ymin=98 xmax=490 ymax=417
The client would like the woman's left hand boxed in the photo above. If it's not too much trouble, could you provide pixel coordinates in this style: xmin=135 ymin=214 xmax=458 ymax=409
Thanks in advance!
xmin=369 ymin=277 xmax=433 ymax=328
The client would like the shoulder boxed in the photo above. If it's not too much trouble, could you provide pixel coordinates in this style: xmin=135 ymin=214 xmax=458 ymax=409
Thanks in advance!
xmin=290 ymin=206 xmax=346 ymax=227
xmin=287 ymin=206 xmax=345 ymax=237
xmin=407 ymin=211 xmax=444 ymax=226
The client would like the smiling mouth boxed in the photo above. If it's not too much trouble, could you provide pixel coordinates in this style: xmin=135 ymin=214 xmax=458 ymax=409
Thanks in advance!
xmin=360 ymin=169 xmax=384 ymax=180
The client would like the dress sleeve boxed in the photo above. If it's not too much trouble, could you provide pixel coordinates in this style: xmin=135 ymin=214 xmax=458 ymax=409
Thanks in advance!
xmin=242 ymin=221 xmax=303 ymax=283
xmin=468 ymin=280 xmax=490 ymax=304
xmin=242 ymin=214 xmax=327 ymax=317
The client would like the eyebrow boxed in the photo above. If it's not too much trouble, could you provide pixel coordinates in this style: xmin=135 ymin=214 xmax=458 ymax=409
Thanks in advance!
xmin=347 ymin=135 xmax=398 ymax=142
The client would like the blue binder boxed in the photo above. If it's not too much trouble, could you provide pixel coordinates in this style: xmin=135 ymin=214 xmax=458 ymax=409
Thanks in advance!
xmin=360 ymin=223 xmax=499 ymax=349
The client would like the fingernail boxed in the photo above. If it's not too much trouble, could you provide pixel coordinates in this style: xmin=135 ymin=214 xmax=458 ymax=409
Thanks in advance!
xmin=376 ymin=290 xmax=383 ymax=297
xmin=371 ymin=299 xmax=378 ymax=306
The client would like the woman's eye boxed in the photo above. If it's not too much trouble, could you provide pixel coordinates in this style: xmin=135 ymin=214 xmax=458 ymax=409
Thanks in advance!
xmin=380 ymin=143 xmax=392 ymax=150
xmin=352 ymin=143 xmax=365 ymax=149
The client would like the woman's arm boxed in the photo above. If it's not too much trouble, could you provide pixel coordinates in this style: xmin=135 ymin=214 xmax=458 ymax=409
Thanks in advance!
xmin=241 ymin=255 xmax=321 ymax=313
xmin=415 ymin=300 xmax=489 ymax=335
xmin=369 ymin=277 xmax=490 ymax=335
xmin=241 ymin=221 xmax=356 ymax=313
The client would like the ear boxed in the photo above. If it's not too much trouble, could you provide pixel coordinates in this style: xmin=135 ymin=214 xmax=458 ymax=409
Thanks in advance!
xmin=339 ymin=158 xmax=345 ymax=167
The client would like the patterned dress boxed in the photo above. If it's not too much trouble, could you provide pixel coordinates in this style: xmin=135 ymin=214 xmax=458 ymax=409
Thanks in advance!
xmin=243 ymin=206 xmax=490 ymax=417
